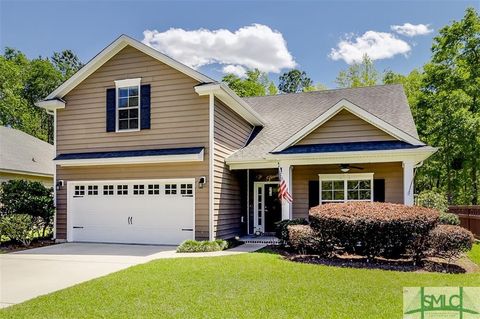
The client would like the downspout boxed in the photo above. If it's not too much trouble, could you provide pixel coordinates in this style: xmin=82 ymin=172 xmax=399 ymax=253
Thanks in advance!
xmin=208 ymin=93 xmax=215 ymax=241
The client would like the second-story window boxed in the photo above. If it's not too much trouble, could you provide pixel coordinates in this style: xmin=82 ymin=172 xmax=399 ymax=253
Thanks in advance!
xmin=115 ymin=78 xmax=141 ymax=132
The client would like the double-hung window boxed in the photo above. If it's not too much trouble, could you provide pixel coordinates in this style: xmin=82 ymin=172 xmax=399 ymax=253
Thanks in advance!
xmin=115 ymin=78 xmax=141 ymax=132
xmin=319 ymin=173 xmax=374 ymax=204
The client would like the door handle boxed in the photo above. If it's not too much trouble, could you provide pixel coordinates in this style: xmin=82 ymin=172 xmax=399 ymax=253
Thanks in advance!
xmin=128 ymin=216 xmax=132 ymax=225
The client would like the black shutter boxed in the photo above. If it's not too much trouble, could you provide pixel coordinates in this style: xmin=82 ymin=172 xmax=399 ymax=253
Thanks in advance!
xmin=308 ymin=181 xmax=320 ymax=208
xmin=140 ymin=84 xmax=151 ymax=130
xmin=374 ymin=179 xmax=385 ymax=202
xmin=106 ymin=88 xmax=116 ymax=132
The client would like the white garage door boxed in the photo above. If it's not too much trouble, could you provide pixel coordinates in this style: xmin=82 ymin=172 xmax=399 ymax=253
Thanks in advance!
xmin=68 ymin=179 xmax=195 ymax=245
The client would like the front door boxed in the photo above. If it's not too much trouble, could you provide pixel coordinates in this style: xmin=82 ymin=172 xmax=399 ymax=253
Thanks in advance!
xmin=254 ymin=182 xmax=282 ymax=234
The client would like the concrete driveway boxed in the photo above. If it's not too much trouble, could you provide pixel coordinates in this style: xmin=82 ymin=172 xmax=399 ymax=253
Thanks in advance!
xmin=0 ymin=243 xmax=176 ymax=308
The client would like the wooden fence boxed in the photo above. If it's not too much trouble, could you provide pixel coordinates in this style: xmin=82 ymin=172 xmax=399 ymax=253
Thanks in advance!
xmin=448 ymin=205 xmax=480 ymax=238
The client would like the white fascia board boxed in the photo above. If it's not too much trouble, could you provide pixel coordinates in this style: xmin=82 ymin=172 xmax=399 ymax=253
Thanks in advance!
xmin=43 ymin=35 xmax=214 ymax=102
xmin=319 ymin=172 xmax=374 ymax=180
xmin=195 ymin=83 xmax=265 ymax=126
xmin=55 ymin=150 xmax=204 ymax=167
xmin=227 ymin=147 xmax=437 ymax=170
xmin=273 ymin=99 xmax=424 ymax=152
xmin=35 ymin=99 xmax=66 ymax=111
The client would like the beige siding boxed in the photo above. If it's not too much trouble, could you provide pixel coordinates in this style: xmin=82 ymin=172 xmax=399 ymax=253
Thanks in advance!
xmin=292 ymin=162 xmax=403 ymax=219
xmin=57 ymin=45 xmax=209 ymax=154
xmin=213 ymin=98 xmax=252 ymax=238
xmin=56 ymin=163 xmax=209 ymax=240
xmin=297 ymin=110 xmax=396 ymax=145
xmin=55 ymin=45 xmax=210 ymax=241
xmin=0 ymin=172 xmax=53 ymax=188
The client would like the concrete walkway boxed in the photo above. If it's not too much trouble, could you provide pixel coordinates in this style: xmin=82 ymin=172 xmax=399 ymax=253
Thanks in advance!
xmin=0 ymin=242 xmax=265 ymax=308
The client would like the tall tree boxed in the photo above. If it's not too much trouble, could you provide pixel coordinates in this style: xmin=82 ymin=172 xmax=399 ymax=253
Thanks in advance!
xmin=221 ymin=68 xmax=276 ymax=97
xmin=52 ymin=50 xmax=84 ymax=79
xmin=0 ymin=48 xmax=83 ymax=143
xmin=336 ymin=54 xmax=378 ymax=88
xmin=278 ymin=69 xmax=313 ymax=93
xmin=418 ymin=7 xmax=480 ymax=204
xmin=303 ymin=83 xmax=328 ymax=92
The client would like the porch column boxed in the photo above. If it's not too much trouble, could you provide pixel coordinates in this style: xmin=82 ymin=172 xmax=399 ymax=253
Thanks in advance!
xmin=402 ymin=161 xmax=415 ymax=206
xmin=280 ymin=163 xmax=292 ymax=220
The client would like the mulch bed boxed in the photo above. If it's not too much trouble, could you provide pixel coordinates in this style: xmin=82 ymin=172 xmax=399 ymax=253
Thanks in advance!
xmin=263 ymin=245 xmax=479 ymax=274
xmin=0 ymin=238 xmax=56 ymax=254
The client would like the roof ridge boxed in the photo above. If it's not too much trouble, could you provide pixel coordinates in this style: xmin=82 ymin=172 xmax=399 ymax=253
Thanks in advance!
xmin=243 ymin=83 xmax=403 ymax=100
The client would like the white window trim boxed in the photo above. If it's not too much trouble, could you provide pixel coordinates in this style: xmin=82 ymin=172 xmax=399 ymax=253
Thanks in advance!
xmin=319 ymin=173 xmax=374 ymax=204
xmin=114 ymin=78 xmax=141 ymax=132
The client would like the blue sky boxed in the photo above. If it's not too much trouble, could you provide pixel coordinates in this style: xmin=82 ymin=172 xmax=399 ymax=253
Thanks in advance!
xmin=0 ymin=0 xmax=477 ymax=87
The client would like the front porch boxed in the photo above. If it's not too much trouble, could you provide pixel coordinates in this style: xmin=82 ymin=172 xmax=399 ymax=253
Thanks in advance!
xmin=239 ymin=162 xmax=413 ymax=236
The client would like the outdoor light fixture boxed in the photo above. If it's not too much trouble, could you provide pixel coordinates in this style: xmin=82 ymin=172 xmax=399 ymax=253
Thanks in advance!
xmin=340 ymin=164 xmax=350 ymax=173
xmin=198 ymin=176 xmax=206 ymax=188
xmin=56 ymin=180 xmax=64 ymax=191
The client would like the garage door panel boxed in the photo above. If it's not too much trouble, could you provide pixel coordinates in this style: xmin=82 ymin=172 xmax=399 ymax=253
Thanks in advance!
xmin=69 ymin=179 xmax=195 ymax=245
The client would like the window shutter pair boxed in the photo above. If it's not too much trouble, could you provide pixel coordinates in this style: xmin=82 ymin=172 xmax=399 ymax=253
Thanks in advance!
xmin=106 ymin=84 xmax=151 ymax=132
xmin=307 ymin=179 xmax=386 ymax=207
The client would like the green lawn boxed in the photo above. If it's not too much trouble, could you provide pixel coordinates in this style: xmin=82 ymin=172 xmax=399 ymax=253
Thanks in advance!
xmin=468 ymin=241 xmax=480 ymax=265
xmin=2 ymin=251 xmax=480 ymax=319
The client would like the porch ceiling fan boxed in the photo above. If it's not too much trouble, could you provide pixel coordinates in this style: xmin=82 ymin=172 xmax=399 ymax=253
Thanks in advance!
xmin=339 ymin=164 xmax=364 ymax=173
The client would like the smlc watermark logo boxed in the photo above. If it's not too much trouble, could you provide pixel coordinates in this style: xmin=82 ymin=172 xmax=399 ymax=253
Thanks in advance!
xmin=404 ymin=287 xmax=480 ymax=319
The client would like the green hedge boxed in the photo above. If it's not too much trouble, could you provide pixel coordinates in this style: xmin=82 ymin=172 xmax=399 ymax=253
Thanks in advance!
xmin=308 ymin=202 xmax=439 ymax=259
xmin=176 ymin=239 xmax=228 ymax=253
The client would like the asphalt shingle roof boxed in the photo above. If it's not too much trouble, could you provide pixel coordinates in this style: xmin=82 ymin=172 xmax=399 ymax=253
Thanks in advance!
xmin=228 ymin=84 xmax=420 ymax=161
xmin=0 ymin=126 xmax=54 ymax=176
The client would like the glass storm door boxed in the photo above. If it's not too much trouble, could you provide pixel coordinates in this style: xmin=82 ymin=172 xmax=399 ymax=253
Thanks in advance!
xmin=253 ymin=182 xmax=281 ymax=234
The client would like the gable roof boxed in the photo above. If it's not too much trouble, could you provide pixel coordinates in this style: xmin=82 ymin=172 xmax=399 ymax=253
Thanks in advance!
xmin=0 ymin=126 xmax=54 ymax=177
xmin=36 ymin=35 xmax=265 ymax=126
xmin=228 ymin=84 xmax=423 ymax=161
xmin=45 ymin=34 xmax=214 ymax=101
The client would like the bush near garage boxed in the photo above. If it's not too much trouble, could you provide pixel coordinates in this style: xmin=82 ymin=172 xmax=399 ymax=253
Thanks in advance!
xmin=0 ymin=180 xmax=54 ymax=245
xmin=0 ymin=214 xmax=37 ymax=246
xmin=176 ymin=239 xmax=229 ymax=253
xmin=308 ymin=202 xmax=439 ymax=260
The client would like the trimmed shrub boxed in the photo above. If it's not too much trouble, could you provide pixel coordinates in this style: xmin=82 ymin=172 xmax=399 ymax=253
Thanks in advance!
xmin=439 ymin=212 xmax=461 ymax=226
xmin=0 ymin=214 xmax=36 ymax=246
xmin=309 ymin=202 xmax=439 ymax=259
xmin=416 ymin=190 xmax=448 ymax=213
xmin=275 ymin=218 xmax=309 ymax=244
xmin=176 ymin=239 xmax=228 ymax=253
xmin=428 ymin=225 xmax=474 ymax=260
xmin=0 ymin=180 xmax=54 ymax=237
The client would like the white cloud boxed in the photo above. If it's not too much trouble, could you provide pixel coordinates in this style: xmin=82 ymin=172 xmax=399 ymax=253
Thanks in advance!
xmin=391 ymin=23 xmax=433 ymax=37
xmin=329 ymin=31 xmax=411 ymax=64
xmin=222 ymin=65 xmax=247 ymax=77
xmin=142 ymin=24 xmax=296 ymax=74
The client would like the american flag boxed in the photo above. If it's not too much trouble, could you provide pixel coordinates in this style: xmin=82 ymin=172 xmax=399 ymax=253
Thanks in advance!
xmin=278 ymin=167 xmax=293 ymax=203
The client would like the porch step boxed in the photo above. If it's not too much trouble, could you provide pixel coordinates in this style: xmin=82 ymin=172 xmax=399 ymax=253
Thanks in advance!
xmin=238 ymin=235 xmax=280 ymax=245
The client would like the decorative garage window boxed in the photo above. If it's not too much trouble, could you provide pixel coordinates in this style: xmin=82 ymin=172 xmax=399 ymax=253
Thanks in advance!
xmin=117 ymin=185 xmax=128 ymax=195
xmin=319 ymin=173 xmax=373 ymax=204
xmin=180 ymin=184 xmax=193 ymax=195
xmin=103 ymin=185 xmax=114 ymax=195
xmin=74 ymin=185 xmax=85 ymax=196
xmin=115 ymin=78 xmax=140 ymax=132
xmin=133 ymin=184 xmax=145 ymax=195
xmin=165 ymin=184 xmax=177 ymax=195
xmin=148 ymin=184 xmax=160 ymax=195
xmin=87 ymin=185 xmax=98 ymax=195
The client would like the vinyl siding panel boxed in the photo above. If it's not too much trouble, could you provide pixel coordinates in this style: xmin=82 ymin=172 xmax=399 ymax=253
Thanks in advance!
xmin=297 ymin=110 xmax=396 ymax=145
xmin=213 ymin=98 xmax=252 ymax=239
xmin=57 ymin=45 xmax=209 ymax=154
xmin=55 ymin=45 xmax=210 ymax=241
xmin=291 ymin=162 xmax=404 ymax=219
xmin=56 ymin=163 xmax=209 ymax=240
